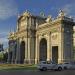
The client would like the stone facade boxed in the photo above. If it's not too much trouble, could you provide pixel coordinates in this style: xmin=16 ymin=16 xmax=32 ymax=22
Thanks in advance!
xmin=73 ymin=27 xmax=75 ymax=60
xmin=8 ymin=10 xmax=75 ymax=64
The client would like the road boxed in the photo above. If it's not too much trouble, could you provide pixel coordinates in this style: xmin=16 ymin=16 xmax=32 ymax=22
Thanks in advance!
xmin=0 ymin=70 xmax=75 ymax=75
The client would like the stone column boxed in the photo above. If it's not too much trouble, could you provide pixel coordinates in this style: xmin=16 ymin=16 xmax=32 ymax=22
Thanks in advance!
xmin=58 ymin=31 xmax=63 ymax=63
xmin=24 ymin=17 xmax=29 ymax=64
xmin=12 ymin=41 xmax=17 ymax=64
xmin=24 ymin=37 xmax=28 ymax=64
xmin=27 ymin=38 xmax=32 ymax=64
xmin=15 ymin=38 xmax=20 ymax=64
xmin=57 ymin=26 xmax=65 ymax=64
xmin=70 ymin=28 xmax=73 ymax=62
xmin=29 ymin=37 xmax=35 ymax=64
xmin=35 ymin=35 xmax=39 ymax=64
xmin=47 ymin=33 xmax=51 ymax=61
xmin=11 ymin=44 xmax=15 ymax=64
xmin=24 ymin=37 xmax=31 ymax=64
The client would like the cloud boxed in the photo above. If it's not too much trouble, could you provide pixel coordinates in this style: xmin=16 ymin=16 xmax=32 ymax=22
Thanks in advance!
xmin=0 ymin=38 xmax=8 ymax=43
xmin=62 ymin=4 xmax=71 ymax=14
xmin=0 ymin=30 xmax=9 ymax=48
xmin=0 ymin=31 xmax=8 ymax=41
xmin=0 ymin=32 xmax=8 ymax=38
xmin=62 ymin=4 xmax=75 ymax=18
xmin=0 ymin=37 xmax=8 ymax=48
xmin=62 ymin=4 xmax=75 ymax=30
xmin=0 ymin=0 xmax=18 ymax=20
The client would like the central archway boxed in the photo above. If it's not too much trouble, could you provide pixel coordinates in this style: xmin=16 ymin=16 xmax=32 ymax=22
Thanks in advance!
xmin=20 ymin=41 xmax=25 ymax=64
xmin=39 ymin=38 xmax=47 ymax=61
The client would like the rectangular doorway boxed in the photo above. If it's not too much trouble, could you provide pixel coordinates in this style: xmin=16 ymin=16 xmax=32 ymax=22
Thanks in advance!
xmin=52 ymin=46 xmax=58 ymax=63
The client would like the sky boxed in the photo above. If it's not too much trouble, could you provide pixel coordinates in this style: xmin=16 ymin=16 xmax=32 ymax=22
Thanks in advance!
xmin=0 ymin=0 xmax=75 ymax=48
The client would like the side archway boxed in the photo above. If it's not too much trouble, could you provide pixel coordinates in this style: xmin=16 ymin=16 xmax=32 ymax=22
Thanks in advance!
xmin=39 ymin=38 xmax=47 ymax=61
xmin=20 ymin=41 xmax=25 ymax=64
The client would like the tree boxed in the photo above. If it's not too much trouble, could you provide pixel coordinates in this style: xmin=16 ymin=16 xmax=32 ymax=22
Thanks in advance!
xmin=3 ymin=52 xmax=8 ymax=62
xmin=0 ymin=52 xmax=4 ymax=62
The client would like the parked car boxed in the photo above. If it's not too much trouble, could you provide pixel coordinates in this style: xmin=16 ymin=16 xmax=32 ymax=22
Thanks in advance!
xmin=37 ymin=61 xmax=63 ymax=71
xmin=70 ymin=62 xmax=75 ymax=69
xmin=61 ymin=62 xmax=72 ymax=70
xmin=61 ymin=62 xmax=75 ymax=70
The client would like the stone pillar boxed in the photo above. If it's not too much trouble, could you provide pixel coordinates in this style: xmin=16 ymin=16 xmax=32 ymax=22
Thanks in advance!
xmin=27 ymin=38 xmax=31 ymax=64
xmin=12 ymin=41 xmax=17 ymax=64
xmin=24 ymin=38 xmax=27 ymax=64
xmin=24 ymin=37 xmax=29 ymax=64
xmin=58 ymin=31 xmax=64 ymax=63
xmin=47 ymin=33 xmax=51 ymax=61
xmin=35 ymin=35 xmax=39 ymax=64
xmin=15 ymin=38 xmax=20 ymax=64
xmin=11 ymin=44 xmax=15 ymax=64
xmin=62 ymin=25 xmax=73 ymax=63
xmin=7 ymin=41 xmax=13 ymax=64
xmin=29 ymin=37 xmax=35 ymax=64
xmin=24 ymin=17 xmax=29 ymax=64
xmin=70 ymin=29 xmax=73 ymax=62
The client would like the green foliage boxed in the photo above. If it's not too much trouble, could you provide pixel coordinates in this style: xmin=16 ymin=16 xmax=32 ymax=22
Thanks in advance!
xmin=0 ymin=64 xmax=37 ymax=71
xmin=0 ymin=52 xmax=4 ymax=61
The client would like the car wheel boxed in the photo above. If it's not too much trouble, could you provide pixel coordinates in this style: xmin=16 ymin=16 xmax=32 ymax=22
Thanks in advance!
xmin=58 ymin=67 xmax=62 ymax=71
xmin=42 ymin=67 xmax=47 ymax=71
xmin=54 ymin=69 xmax=58 ymax=71
xmin=39 ymin=69 xmax=43 ymax=71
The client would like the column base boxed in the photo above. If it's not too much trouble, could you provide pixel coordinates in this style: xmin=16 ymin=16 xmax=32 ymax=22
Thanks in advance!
xmin=47 ymin=58 xmax=51 ymax=61
xmin=35 ymin=59 xmax=39 ymax=64
xmin=29 ymin=59 xmax=35 ymax=64
xmin=24 ymin=59 xmax=29 ymax=64
xmin=15 ymin=59 xmax=21 ymax=64
xmin=24 ymin=59 xmax=35 ymax=64
xmin=11 ymin=59 xmax=16 ymax=64
xmin=7 ymin=59 xmax=11 ymax=64
xmin=58 ymin=59 xmax=64 ymax=64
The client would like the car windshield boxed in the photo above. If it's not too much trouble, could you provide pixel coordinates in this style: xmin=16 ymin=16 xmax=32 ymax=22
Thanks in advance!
xmin=39 ymin=61 xmax=46 ymax=64
xmin=64 ymin=63 xmax=70 ymax=64
xmin=50 ymin=61 xmax=56 ymax=64
xmin=39 ymin=61 xmax=56 ymax=64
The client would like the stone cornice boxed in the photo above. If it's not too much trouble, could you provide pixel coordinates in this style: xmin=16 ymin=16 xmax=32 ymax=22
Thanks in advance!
xmin=37 ymin=21 xmax=61 ymax=31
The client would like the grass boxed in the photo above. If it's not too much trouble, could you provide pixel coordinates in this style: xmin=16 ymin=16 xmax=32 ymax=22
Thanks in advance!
xmin=0 ymin=64 xmax=37 ymax=71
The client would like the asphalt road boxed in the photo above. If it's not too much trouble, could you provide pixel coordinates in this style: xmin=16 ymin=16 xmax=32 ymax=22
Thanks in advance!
xmin=0 ymin=70 xmax=75 ymax=75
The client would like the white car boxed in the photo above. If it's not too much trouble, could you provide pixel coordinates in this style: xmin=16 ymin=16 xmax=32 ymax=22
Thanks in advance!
xmin=37 ymin=61 xmax=63 ymax=71
xmin=61 ymin=62 xmax=75 ymax=70
xmin=61 ymin=62 xmax=72 ymax=70
xmin=70 ymin=62 xmax=75 ymax=69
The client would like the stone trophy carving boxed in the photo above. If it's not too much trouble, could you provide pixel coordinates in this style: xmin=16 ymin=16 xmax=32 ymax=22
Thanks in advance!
xmin=46 ymin=15 xmax=52 ymax=23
